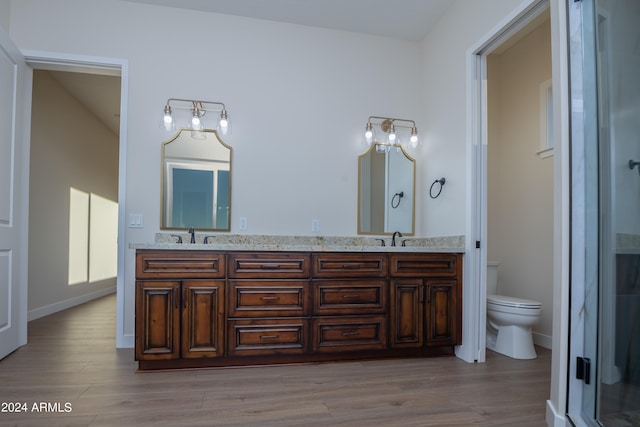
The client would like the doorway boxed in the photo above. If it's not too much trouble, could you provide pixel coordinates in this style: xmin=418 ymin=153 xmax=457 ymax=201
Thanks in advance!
xmin=485 ymin=11 xmax=553 ymax=352
xmin=466 ymin=0 xmax=551 ymax=363
xmin=24 ymin=52 xmax=128 ymax=347
xmin=27 ymin=69 xmax=120 ymax=320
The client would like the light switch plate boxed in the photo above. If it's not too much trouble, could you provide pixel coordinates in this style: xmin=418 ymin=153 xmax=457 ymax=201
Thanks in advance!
xmin=129 ymin=213 xmax=143 ymax=228
xmin=311 ymin=219 xmax=320 ymax=233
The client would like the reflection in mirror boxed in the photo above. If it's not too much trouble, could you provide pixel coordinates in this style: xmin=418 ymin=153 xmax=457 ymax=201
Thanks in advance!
xmin=161 ymin=128 xmax=231 ymax=231
xmin=358 ymin=143 xmax=415 ymax=235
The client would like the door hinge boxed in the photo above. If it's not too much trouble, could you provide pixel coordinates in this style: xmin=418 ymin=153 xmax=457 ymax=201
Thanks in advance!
xmin=576 ymin=357 xmax=591 ymax=384
xmin=476 ymin=240 xmax=480 ymax=249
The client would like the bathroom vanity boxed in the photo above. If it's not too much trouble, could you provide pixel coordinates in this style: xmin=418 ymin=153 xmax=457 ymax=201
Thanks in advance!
xmin=134 ymin=246 xmax=462 ymax=370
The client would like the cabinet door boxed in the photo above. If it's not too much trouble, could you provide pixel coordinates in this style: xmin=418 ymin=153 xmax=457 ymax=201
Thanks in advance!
xmin=390 ymin=279 xmax=424 ymax=348
xmin=182 ymin=281 xmax=225 ymax=358
xmin=135 ymin=281 xmax=180 ymax=360
xmin=425 ymin=280 xmax=458 ymax=346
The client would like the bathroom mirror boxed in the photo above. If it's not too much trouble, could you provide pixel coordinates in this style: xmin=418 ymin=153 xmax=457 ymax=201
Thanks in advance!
xmin=161 ymin=128 xmax=231 ymax=231
xmin=358 ymin=143 xmax=415 ymax=235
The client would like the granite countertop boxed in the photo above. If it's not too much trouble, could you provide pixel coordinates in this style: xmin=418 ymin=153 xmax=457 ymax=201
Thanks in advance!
xmin=129 ymin=234 xmax=465 ymax=253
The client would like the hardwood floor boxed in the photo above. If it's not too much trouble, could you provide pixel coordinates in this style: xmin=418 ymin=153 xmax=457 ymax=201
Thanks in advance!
xmin=0 ymin=294 xmax=551 ymax=426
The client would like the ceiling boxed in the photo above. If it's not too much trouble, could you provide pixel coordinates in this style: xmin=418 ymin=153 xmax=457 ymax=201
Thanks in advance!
xmin=122 ymin=0 xmax=453 ymax=42
xmin=47 ymin=70 xmax=122 ymax=136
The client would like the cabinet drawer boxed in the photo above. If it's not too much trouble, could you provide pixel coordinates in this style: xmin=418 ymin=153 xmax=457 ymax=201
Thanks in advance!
xmin=229 ymin=252 xmax=310 ymax=278
xmin=136 ymin=251 xmax=225 ymax=279
xmin=227 ymin=319 xmax=308 ymax=356
xmin=228 ymin=281 xmax=309 ymax=317
xmin=312 ymin=253 xmax=387 ymax=278
xmin=312 ymin=280 xmax=387 ymax=315
xmin=389 ymin=253 xmax=460 ymax=278
xmin=312 ymin=316 xmax=387 ymax=352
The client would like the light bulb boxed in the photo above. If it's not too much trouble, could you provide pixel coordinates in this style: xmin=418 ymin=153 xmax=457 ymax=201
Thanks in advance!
xmin=364 ymin=123 xmax=375 ymax=145
xmin=161 ymin=105 xmax=174 ymax=131
xmin=388 ymin=125 xmax=397 ymax=144
xmin=409 ymin=127 xmax=419 ymax=148
xmin=217 ymin=109 xmax=231 ymax=135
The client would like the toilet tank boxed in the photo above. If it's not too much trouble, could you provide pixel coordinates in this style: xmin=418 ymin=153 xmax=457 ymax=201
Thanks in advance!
xmin=487 ymin=262 xmax=499 ymax=295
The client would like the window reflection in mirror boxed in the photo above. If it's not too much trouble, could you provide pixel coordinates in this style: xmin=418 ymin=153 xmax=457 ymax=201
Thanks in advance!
xmin=358 ymin=143 xmax=415 ymax=235
xmin=161 ymin=128 xmax=231 ymax=231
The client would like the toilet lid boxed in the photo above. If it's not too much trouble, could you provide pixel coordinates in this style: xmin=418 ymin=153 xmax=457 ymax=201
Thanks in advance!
xmin=487 ymin=294 xmax=541 ymax=309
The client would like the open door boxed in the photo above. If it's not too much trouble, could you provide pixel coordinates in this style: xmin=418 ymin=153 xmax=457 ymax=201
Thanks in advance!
xmin=0 ymin=26 xmax=30 ymax=359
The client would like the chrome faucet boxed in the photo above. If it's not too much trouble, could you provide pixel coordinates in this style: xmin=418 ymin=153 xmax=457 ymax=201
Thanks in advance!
xmin=188 ymin=227 xmax=196 ymax=244
xmin=391 ymin=231 xmax=403 ymax=247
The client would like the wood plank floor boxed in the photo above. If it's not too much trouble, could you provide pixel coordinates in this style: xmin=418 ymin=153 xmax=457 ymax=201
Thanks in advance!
xmin=0 ymin=294 xmax=551 ymax=426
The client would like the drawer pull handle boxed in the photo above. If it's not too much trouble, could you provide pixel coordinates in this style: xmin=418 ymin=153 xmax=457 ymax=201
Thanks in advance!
xmin=342 ymin=295 xmax=360 ymax=299
xmin=259 ymin=335 xmax=279 ymax=340
xmin=260 ymin=296 xmax=280 ymax=301
xmin=341 ymin=330 xmax=360 ymax=336
xmin=260 ymin=264 xmax=282 ymax=269
xmin=342 ymin=264 xmax=360 ymax=269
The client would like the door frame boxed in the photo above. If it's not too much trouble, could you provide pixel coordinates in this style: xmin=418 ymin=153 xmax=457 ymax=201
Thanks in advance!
xmin=463 ymin=0 xmax=550 ymax=364
xmin=22 ymin=50 xmax=129 ymax=348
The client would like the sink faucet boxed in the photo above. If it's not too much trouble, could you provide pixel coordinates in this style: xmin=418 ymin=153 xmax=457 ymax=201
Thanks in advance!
xmin=188 ymin=227 xmax=196 ymax=244
xmin=391 ymin=231 xmax=403 ymax=247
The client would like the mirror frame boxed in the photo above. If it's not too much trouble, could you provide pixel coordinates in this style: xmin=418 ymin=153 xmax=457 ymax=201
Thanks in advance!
xmin=357 ymin=142 xmax=416 ymax=236
xmin=160 ymin=128 xmax=232 ymax=232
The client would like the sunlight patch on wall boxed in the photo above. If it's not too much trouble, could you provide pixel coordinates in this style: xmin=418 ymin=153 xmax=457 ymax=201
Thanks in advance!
xmin=68 ymin=187 xmax=89 ymax=285
xmin=68 ymin=188 xmax=118 ymax=285
xmin=89 ymin=194 xmax=118 ymax=282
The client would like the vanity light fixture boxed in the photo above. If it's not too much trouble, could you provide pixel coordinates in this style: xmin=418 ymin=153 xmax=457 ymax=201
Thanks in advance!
xmin=363 ymin=116 xmax=419 ymax=149
xmin=161 ymin=98 xmax=231 ymax=136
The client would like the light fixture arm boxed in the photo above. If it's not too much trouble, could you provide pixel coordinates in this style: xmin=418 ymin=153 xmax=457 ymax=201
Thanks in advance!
xmin=164 ymin=98 xmax=227 ymax=116
xmin=367 ymin=116 xmax=417 ymax=131
xmin=363 ymin=115 xmax=419 ymax=149
xmin=162 ymin=98 xmax=231 ymax=135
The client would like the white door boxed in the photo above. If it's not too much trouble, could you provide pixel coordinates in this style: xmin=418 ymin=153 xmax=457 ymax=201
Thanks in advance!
xmin=0 ymin=27 xmax=30 ymax=359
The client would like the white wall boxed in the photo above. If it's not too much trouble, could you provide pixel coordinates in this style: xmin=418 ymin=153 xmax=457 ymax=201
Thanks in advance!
xmin=0 ymin=0 xmax=10 ymax=32
xmin=28 ymin=70 xmax=118 ymax=319
xmin=487 ymin=19 xmax=554 ymax=345
xmin=419 ymin=0 xmax=529 ymax=238
xmin=7 ymin=0 xmax=426 ymax=344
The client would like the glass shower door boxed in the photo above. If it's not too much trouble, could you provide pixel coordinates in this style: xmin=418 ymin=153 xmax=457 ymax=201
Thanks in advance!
xmin=570 ymin=0 xmax=640 ymax=425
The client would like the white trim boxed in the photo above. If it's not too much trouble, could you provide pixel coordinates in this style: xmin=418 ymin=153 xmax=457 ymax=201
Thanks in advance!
xmin=546 ymin=399 xmax=568 ymax=427
xmin=28 ymin=286 xmax=116 ymax=321
xmin=22 ymin=50 xmax=129 ymax=349
xmin=539 ymin=78 xmax=554 ymax=156
xmin=463 ymin=0 xmax=550 ymax=365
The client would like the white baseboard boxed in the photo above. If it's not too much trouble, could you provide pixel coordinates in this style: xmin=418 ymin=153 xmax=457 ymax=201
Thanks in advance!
xmin=118 ymin=333 xmax=135 ymax=349
xmin=546 ymin=399 xmax=567 ymax=427
xmin=534 ymin=331 xmax=553 ymax=350
xmin=28 ymin=287 xmax=116 ymax=321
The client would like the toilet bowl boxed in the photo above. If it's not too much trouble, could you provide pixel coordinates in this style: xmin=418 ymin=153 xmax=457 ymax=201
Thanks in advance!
xmin=486 ymin=263 xmax=542 ymax=359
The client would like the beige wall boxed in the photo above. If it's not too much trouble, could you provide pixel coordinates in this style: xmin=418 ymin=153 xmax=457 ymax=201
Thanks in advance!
xmin=487 ymin=19 xmax=553 ymax=345
xmin=28 ymin=70 xmax=118 ymax=318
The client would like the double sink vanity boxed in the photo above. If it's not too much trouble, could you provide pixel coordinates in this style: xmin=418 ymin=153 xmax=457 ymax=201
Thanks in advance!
xmin=134 ymin=236 xmax=463 ymax=370
xmin=135 ymin=128 xmax=463 ymax=370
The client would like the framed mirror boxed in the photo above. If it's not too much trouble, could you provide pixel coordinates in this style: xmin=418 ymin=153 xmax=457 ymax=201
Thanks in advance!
xmin=358 ymin=143 xmax=415 ymax=235
xmin=161 ymin=128 xmax=231 ymax=231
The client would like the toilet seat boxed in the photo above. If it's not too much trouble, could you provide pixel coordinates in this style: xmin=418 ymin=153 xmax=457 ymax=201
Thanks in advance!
xmin=487 ymin=294 xmax=541 ymax=309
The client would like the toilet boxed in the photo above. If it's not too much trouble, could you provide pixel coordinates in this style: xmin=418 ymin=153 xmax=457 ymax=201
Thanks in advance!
xmin=486 ymin=262 xmax=542 ymax=359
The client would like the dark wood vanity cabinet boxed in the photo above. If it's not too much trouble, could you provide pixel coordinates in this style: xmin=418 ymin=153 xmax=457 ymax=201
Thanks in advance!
xmin=311 ymin=253 xmax=388 ymax=353
xmin=135 ymin=249 xmax=462 ymax=370
xmin=227 ymin=252 xmax=310 ymax=356
xmin=389 ymin=253 xmax=462 ymax=348
xmin=135 ymin=251 xmax=225 ymax=362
